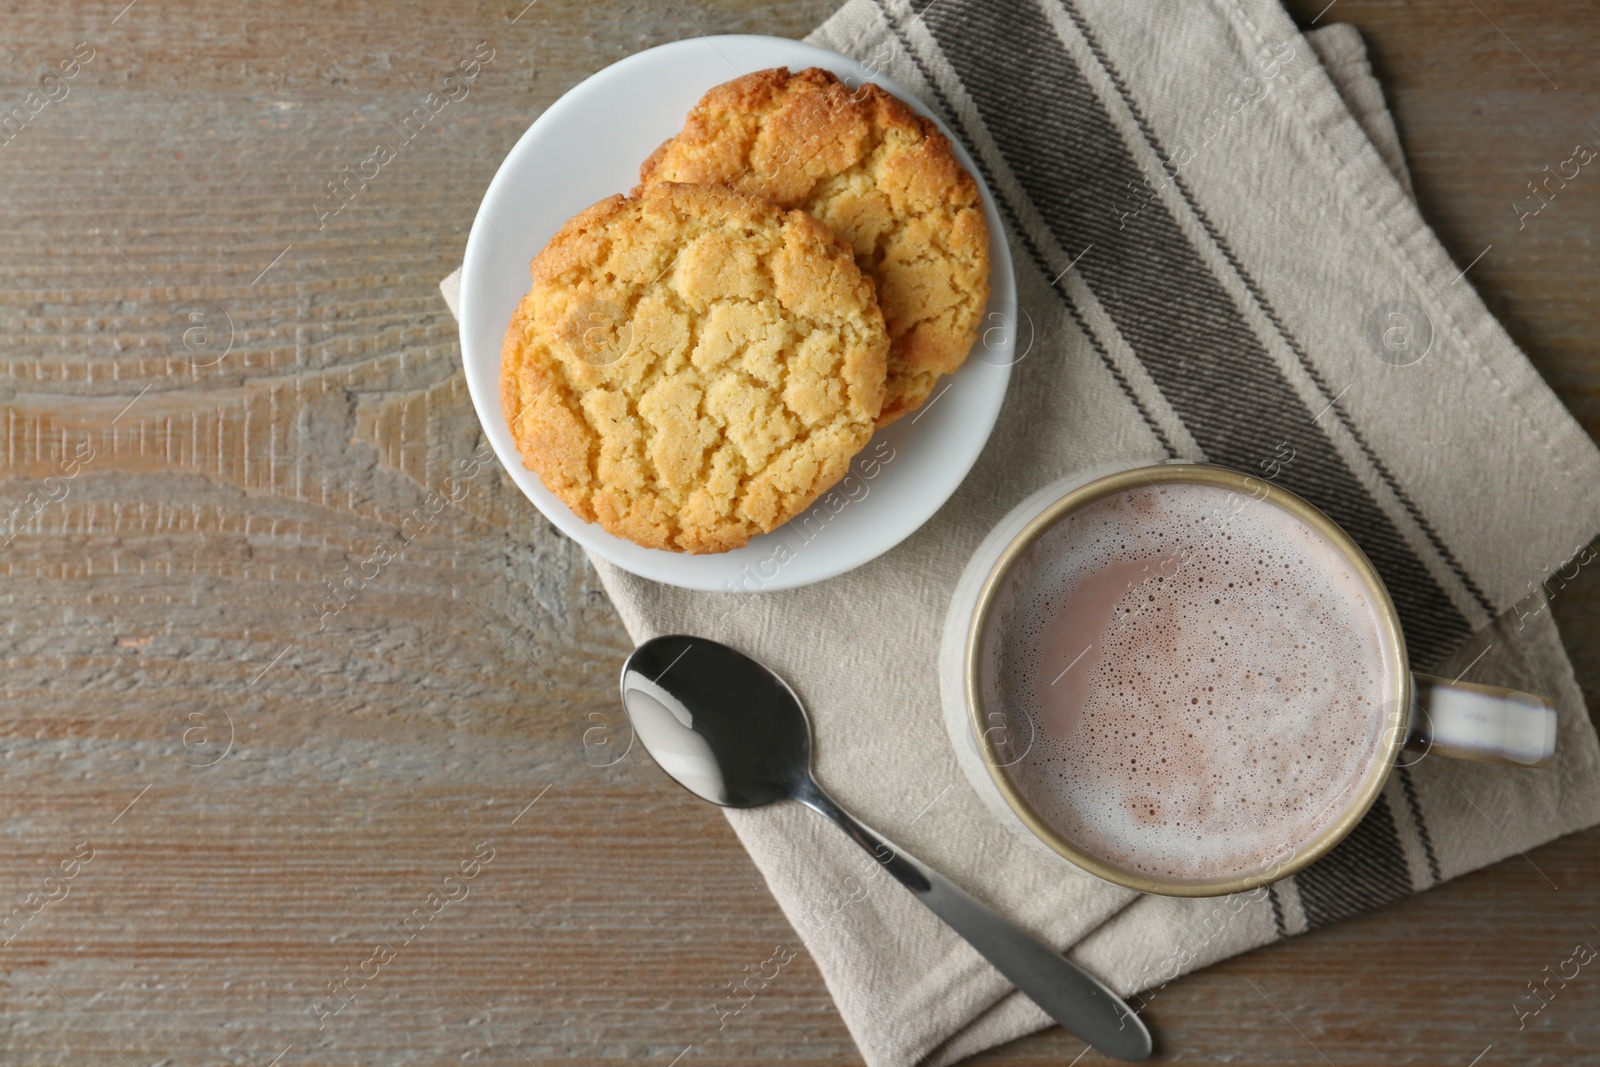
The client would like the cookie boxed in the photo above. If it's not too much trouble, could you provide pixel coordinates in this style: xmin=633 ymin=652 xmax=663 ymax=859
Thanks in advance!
xmin=500 ymin=182 xmax=889 ymax=554
xmin=638 ymin=66 xmax=991 ymax=425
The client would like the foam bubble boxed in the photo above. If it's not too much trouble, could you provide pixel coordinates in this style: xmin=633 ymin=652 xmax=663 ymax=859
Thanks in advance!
xmin=988 ymin=483 xmax=1395 ymax=884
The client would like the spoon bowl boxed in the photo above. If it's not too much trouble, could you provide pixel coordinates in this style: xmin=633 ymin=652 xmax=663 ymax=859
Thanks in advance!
xmin=620 ymin=634 xmax=810 ymax=808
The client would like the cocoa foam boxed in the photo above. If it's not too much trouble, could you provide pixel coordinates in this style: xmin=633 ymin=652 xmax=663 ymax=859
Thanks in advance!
xmin=988 ymin=483 xmax=1396 ymax=884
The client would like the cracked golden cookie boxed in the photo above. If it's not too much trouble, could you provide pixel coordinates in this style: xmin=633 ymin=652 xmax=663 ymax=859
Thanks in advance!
xmin=638 ymin=66 xmax=990 ymax=425
xmin=499 ymin=182 xmax=888 ymax=554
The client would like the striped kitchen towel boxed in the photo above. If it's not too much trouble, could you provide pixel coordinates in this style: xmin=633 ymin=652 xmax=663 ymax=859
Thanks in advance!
xmin=441 ymin=2 xmax=1600 ymax=1063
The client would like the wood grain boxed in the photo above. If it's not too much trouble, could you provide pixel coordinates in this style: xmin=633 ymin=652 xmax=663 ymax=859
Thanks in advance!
xmin=0 ymin=0 xmax=1596 ymax=1064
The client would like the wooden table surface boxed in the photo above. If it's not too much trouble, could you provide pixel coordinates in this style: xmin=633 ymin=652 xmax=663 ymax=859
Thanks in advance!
xmin=1 ymin=0 xmax=1597 ymax=1063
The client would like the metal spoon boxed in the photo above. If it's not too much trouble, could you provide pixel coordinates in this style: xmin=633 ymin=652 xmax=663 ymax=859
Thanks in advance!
xmin=619 ymin=634 xmax=1154 ymax=1062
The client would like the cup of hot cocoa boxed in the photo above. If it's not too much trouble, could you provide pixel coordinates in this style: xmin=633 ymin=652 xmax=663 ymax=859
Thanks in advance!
xmin=939 ymin=463 xmax=1556 ymax=897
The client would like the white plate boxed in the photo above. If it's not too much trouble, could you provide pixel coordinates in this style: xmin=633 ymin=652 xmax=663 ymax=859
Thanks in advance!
xmin=459 ymin=34 xmax=1016 ymax=593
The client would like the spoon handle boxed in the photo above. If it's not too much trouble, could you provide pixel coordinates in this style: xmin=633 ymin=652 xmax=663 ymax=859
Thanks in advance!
xmin=796 ymin=784 xmax=1152 ymax=1062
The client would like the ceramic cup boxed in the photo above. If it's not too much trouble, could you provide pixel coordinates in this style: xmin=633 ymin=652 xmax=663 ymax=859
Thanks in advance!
xmin=939 ymin=462 xmax=1556 ymax=897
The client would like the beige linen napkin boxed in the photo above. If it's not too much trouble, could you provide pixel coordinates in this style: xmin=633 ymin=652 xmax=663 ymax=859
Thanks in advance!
xmin=441 ymin=3 xmax=1600 ymax=1064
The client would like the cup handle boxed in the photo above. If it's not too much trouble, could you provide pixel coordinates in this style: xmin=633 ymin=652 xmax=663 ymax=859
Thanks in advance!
xmin=1407 ymin=675 xmax=1557 ymax=768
